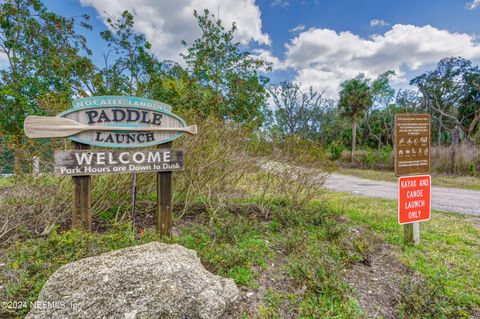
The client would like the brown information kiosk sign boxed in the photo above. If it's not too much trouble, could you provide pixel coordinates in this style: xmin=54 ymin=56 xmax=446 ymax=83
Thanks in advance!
xmin=394 ymin=114 xmax=431 ymax=176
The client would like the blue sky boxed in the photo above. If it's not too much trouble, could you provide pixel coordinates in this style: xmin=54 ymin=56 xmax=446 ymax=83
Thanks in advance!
xmin=41 ymin=0 xmax=480 ymax=97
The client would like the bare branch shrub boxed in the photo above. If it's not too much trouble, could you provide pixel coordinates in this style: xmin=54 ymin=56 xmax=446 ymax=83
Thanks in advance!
xmin=1 ymin=115 xmax=335 ymax=245
xmin=254 ymin=135 xmax=336 ymax=207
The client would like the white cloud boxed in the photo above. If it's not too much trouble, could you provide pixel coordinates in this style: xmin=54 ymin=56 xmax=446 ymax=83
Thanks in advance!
xmin=251 ymin=49 xmax=285 ymax=70
xmin=80 ymin=0 xmax=270 ymax=62
xmin=289 ymin=24 xmax=305 ymax=33
xmin=466 ymin=0 xmax=480 ymax=10
xmin=269 ymin=24 xmax=480 ymax=97
xmin=370 ymin=19 xmax=389 ymax=27
xmin=271 ymin=0 xmax=289 ymax=7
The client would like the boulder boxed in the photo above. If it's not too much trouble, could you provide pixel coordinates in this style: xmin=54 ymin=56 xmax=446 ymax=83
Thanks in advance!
xmin=26 ymin=242 xmax=238 ymax=319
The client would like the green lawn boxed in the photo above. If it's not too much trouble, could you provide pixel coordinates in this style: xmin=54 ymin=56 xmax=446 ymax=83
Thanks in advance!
xmin=339 ymin=168 xmax=480 ymax=190
xmin=325 ymin=192 xmax=480 ymax=318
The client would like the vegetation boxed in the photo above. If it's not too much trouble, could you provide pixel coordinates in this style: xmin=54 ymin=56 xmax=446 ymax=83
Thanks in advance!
xmin=326 ymin=192 xmax=480 ymax=318
xmin=1 ymin=1 xmax=480 ymax=318
xmin=181 ymin=9 xmax=271 ymax=126
xmin=2 ymin=1 xmax=480 ymax=175
xmin=338 ymin=75 xmax=373 ymax=157
xmin=268 ymin=81 xmax=330 ymax=137
xmin=3 ymin=186 xmax=479 ymax=318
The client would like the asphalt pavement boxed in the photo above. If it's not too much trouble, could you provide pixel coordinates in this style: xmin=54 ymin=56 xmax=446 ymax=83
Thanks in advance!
xmin=325 ymin=173 xmax=480 ymax=215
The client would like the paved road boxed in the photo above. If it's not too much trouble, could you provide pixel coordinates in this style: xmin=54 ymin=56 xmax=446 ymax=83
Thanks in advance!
xmin=325 ymin=173 xmax=480 ymax=216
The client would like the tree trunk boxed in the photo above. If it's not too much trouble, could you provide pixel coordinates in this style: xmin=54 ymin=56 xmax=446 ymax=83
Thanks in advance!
xmin=363 ymin=111 xmax=370 ymax=143
xmin=466 ymin=110 xmax=480 ymax=144
xmin=13 ymin=136 xmax=24 ymax=177
xmin=437 ymin=116 xmax=443 ymax=147
xmin=449 ymin=125 xmax=460 ymax=175
xmin=14 ymin=149 xmax=22 ymax=177
xmin=351 ymin=117 xmax=357 ymax=162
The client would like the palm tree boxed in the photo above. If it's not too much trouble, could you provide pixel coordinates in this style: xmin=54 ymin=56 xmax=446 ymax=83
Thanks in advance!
xmin=338 ymin=75 xmax=373 ymax=159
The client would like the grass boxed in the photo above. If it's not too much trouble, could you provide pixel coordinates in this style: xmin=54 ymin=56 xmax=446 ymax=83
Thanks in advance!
xmin=2 ymin=187 xmax=479 ymax=318
xmin=325 ymin=192 xmax=480 ymax=318
xmin=1 ymin=199 xmax=368 ymax=319
xmin=339 ymin=168 xmax=480 ymax=190
xmin=0 ymin=176 xmax=15 ymax=188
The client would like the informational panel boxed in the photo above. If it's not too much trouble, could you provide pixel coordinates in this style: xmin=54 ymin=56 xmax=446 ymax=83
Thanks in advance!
xmin=394 ymin=114 xmax=431 ymax=176
xmin=54 ymin=149 xmax=184 ymax=176
xmin=398 ymin=175 xmax=431 ymax=224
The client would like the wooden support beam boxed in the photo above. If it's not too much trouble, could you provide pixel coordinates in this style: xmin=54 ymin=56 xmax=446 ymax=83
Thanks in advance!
xmin=71 ymin=141 xmax=92 ymax=231
xmin=156 ymin=142 xmax=173 ymax=237
xmin=404 ymin=222 xmax=420 ymax=246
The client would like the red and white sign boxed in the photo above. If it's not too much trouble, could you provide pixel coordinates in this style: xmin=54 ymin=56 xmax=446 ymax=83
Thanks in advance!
xmin=398 ymin=175 xmax=431 ymax=224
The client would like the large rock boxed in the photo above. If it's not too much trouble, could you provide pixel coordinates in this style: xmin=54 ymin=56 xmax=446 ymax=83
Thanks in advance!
xmin=26 ymin=242 xmax=239 ymax=319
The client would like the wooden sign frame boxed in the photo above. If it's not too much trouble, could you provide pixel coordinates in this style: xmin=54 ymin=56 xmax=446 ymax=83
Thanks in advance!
xmin=54 ymin=149 xmax=184 ymax=176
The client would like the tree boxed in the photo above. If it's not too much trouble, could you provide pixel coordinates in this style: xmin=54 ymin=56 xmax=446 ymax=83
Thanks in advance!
xmin=338 ymin=74 xmax=373 ymax=157
xmin=364 ymin=71 xmax=396 ymax=147
xmin=83 ymin=10 xmax=160 ymax=96
xmin=0 ymin=0 xmax=94 ymax=173
xmin=146 ymin=61 xmax=219 ymax=118
xmin=367 ymin=104 xmax=400 ymax=149
xmin=269 ymin=81 xmax=327 ymax=138
xmin=458 ymin=72 xmax=480 ymax=141
xmin=395 ymin=89 xmax=423 ymax=113
xmin=181 ymin=9 xmax=271 ymax=127
xmin=411 ymin=57 xmax=480 ymax=144
xmin=371 ymin=71 xmax=396 ymax=108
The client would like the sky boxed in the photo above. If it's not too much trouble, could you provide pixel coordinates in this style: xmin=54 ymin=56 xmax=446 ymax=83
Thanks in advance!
xmin=37 ymin=0 xmax=480 ymax=97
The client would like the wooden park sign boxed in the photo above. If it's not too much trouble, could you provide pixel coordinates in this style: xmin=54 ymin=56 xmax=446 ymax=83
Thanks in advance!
xmin=394 ymin=114 xmax=431 ymax=176
xmin=54 ymin=149 xmax=184 ymax=176
xmin=24 ymin=96 xmax=197 ymax=236
xmin=394 ymin=113 xmax=431 ymax=246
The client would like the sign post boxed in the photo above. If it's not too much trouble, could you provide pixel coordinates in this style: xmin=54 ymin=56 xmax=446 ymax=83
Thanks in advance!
xmin=71 ymin=141 xmax=92 ymax=231
xmin=394 ymin=114 xmax=431 ymax=246
xmin=24 ymin=96 xmax=196 ymax=236
xmin=157 ymin=142 xmax=173 ymax=236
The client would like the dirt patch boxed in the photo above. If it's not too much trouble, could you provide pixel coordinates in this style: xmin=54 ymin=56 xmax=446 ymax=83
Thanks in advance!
xmin=230 ymin=253 xmax=300 ymax=318
xmin=344 ymin=241 xmax=407 ymax=319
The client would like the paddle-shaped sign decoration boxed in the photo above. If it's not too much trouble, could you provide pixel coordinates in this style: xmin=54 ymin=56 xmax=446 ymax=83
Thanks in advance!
xmin=24 ymin=96 xmax=196 ymax=148
xmin=24 ymin=116 xmax=197 ymax=138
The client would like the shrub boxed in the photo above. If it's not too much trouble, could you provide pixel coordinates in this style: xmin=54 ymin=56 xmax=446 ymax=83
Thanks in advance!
xmin=0 ymin=115 xmax=336 ymax=245
xmin=328 ymin=141 xmax=345 ymax=161
xmin=253 ymin=135 xmax=336 ymax=207
xmin=341 ymin=150 xmax=352 ymax=163
xmin=351 ymin=150 xmax=368 ymax=167
xmin=431 ymin=144 xmax=480 ymax=175
xmin=336 ymin=143 xmax=479 ymax=175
